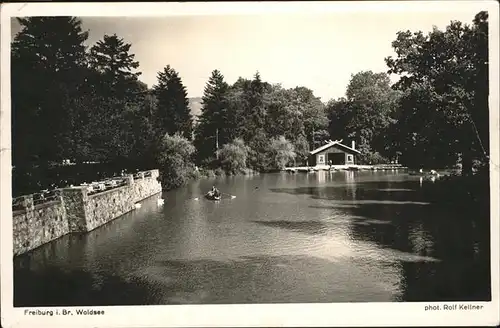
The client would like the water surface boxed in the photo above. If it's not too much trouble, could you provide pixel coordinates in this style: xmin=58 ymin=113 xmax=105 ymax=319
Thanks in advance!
xmin=14 ymin=171 xmax=491 ymax=305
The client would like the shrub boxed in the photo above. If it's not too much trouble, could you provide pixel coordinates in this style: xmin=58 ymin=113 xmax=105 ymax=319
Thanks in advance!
xmin=217 ymin=138 xmax=250 ymax=175
xmin=293 ymin=135 xmax=310 ymax=166
xmin=197 ymin=168 xmax=216 ymax=178
xmin=268 ymin=136 xmax=296 ymax=170
xmin=358 ymin=151 xmax=389 ymax=165
xmin=214 ymin=167 xmax=226 ymax=176
xmin=156 ymin=133 xmax=195 ymax=190
xmin=246 ymin=132 xmax=273 ymax=172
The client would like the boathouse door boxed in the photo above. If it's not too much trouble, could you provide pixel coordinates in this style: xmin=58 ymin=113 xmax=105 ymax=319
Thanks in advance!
xmin=328 ymin=153 xmax=345 ymax=165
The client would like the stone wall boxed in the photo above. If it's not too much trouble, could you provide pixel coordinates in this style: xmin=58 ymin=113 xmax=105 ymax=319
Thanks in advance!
xmin=84 ymin=170 xmax=162 ymax=232
xmin=12 ymin=169 xmax=162 ymax=256
xmin=12 ymin=196 xmax=68 ymax=256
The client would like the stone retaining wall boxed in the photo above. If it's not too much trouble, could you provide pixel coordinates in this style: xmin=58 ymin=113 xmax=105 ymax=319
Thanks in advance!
xmin=84 ymin=171 xmax=162 ymax=232
xmin=12 ymin=169 xmax=162 ymax=256
xmin=12 ymin=197 xmax=68 ymax=256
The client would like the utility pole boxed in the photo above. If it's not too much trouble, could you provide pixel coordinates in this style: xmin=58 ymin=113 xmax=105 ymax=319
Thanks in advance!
xmin=312 ymin=126 xmax=316 ymax=149
xmin=215 ymin=128 xmax=219 ymax=160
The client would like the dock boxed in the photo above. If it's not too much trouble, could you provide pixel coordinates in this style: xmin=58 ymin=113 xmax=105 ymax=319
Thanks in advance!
xmin=283 ymin=164 xmax=407 ymax=173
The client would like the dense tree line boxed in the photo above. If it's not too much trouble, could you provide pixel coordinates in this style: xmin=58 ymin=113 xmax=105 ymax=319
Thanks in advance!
xmin=386 ymin=11 xmax=489 ymax=175
xmin=12 ymin=18 xmax=188 ymax=171
xmin=11 ymin=17 xmax=195 ymax=192
xmin=11 ymin=12 xmax=488 ymax=193
xmin=194 ymin=71 xmax=328 ymax=172
xmin=327 ymin=11 xmax=489 ymax=175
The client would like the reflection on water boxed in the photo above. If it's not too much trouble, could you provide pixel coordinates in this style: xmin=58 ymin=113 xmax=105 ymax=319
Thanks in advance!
xmin=14 ymin=171 xmax=490 ymax=306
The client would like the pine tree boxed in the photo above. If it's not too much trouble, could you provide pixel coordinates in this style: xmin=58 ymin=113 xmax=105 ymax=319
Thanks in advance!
xmin=194 ymin=69 xmax=229 ymax=163
xmin=153 ymin=65 xmax=193 ymax=140
xmin=248 ymin=72 xmax=266 ymax=134
xmin=224 ymin=77 xmax=251 ymax=141
xmin=243 ymin=72 xmax=271 ymax=170
xmin=239 ymin=72 xmax=267 ymax=144
xmin=11 ymin=17 xmax=89 ymax=167
xmin=89 ymin=34 xmax=142 ymax=100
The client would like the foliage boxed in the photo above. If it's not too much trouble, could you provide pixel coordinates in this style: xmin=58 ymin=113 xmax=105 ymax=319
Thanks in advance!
xmin=217 ymin=138 xmax=250 ymax=175
xmin=153 ymin=65 xmax=193 ymax=140
xmin=192 ymin=71 xmax=326 ymax=171
xmin=240 ymin=72 xmax=269 ymax=144
xmin=247 ymin=131 xmax=272 ymax=172
xmin=292 ymin=135 xmax=310 ymax=164
xmin=11 ymin=12 xmax=489 ymax=196
xmin=194 ymin=70 xmax=230 ymax=162
xmin=11 ymin=17 xmax=89 ymax=167
xmin=88 ymin=34 xmax=142 ymax=99
xmin=82 ymin=35 xmax=146 ymax=165
xmin=156 ymin=133 xmax=196 ymax=190
xmin=357 ymin=151 xmax=389 ymax=165
xmin=327 ymin=71 xmax=400 ymax=162
xmin=385 ymin=11 xmax=489 ymax=174
xmin=267 ymin=136 xmax=296 ymax=170
xmin=293 ymin=87 xmax=329 ymax=149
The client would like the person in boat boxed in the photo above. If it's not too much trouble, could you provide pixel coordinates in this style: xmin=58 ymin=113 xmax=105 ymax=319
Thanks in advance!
xmin=211 ymin=186 xmax=221 ymax=198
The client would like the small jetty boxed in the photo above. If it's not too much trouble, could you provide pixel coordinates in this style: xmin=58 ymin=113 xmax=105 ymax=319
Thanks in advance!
xmin=284 ymin=164 xmax=407 ymax=173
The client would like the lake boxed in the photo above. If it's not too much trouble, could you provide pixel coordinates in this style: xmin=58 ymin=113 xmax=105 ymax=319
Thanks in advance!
xmin=13 ymin=170 xmax=491 ymax=306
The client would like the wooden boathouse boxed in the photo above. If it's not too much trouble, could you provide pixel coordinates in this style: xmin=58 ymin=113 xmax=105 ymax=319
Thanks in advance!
xmin=308 ymin=139 xmax=361 ymax=167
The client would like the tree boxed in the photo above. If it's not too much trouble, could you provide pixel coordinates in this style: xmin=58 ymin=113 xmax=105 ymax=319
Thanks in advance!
xmin=385 ymin=12 xmax=489 ymax=174
xmin=194 ymin=70 xmax=230 ymax=162
xmin=326 ymin=71 xmax=400 ymax=164
xmin=326 ymin=97 xmax=351 ymax=141
xmin=11 ymin=17 xmax=89 ymax=167
xmin=268 ymin=136 xmax=296 ymax=170
xmin=83 ymin=34 xmax=146 ymax=165
xmin=153 ymin=66 xmax=193 ymax=140
xmin=240 ymin=72 xmax=268 ymax=143
xmin=247 ymin=131 xmax=272 ymax=172
xmin=89 ymin=34 xmax=142 ymax=99
xmin=293 ymin=87 xmax=329 ymax=149
xmin=157 ymin=133 xmax=196 ymax=190
xmin=217 ymin=138 xmax=250 ymax=174
xmin=264 ymin=84 xmax=305 ymax=141
xmin=224 ymin=77 xmax=251 ymax=141
xmin=220 ymin=73 xmax=272 ymax=171
xmin=293 ymin=135 xmax=310 ymax=165
xmin=89 ymin=34 xmax=140 ymax=77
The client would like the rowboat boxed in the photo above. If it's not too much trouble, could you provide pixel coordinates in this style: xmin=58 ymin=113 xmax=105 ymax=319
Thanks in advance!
xmin=205 ymin=191 xmax=221 ymax=201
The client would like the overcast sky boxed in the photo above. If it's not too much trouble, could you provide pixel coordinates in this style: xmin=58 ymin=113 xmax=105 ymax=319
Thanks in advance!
xmin=11 ymin=10 xmax=481 ymax=102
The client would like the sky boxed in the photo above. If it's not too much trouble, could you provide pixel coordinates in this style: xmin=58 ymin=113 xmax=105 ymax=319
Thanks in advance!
xmin=10 ymin=10 xmax=481 ymax=102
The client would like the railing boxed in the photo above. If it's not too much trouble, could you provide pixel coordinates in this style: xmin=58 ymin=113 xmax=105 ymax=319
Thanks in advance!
xmin=32 ymin=189 xmax=61 ymax=206
xmin=75 ymin=170 xmax=158 ymax=196
xmin=132 ymin=170 xmax=152 ymax=180
xmin=81 ymin=176 xmax=129 ymax=196
xmin=12 ymin=189 xmax=62 ymax=212
xmin=12 ymin=196 xmax=26 ymax=212
xmin=12 ymin=170 xmax=158 ymax=209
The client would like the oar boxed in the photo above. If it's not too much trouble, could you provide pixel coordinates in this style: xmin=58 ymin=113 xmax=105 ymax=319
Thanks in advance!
xmin=221 ymin=192 xmax=236 ymax=199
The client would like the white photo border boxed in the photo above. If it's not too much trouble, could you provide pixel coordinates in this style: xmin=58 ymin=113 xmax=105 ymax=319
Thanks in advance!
xmin=1 ymin=1 xmax=499 ymax=327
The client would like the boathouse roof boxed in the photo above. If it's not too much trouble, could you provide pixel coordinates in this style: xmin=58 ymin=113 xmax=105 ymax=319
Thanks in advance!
xmin=309 ymin=139 xmax=361 ymax=155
